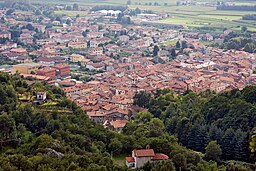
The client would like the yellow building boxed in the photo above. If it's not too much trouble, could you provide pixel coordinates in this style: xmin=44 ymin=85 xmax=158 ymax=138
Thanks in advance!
xmin=68 ymin=42 xmax=87 ymax=49
xmin=13 ymin=63 xmax=41 ymax=74
xmin=70 ymin=54 xmax=85 ymax=63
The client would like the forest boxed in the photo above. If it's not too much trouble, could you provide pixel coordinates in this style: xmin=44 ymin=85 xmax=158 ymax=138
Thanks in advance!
xmin=134 ymin=88 xmax=256 ymax=168
xmin=217 ymin=5 xmax=256 ymax=11
xmin=213 ymin=31 xmax=256 ymax=53
xmin=0 ymin=72 xmax=255 ymax=171
xmin=243 ymin=14 xmax=256 ymax=21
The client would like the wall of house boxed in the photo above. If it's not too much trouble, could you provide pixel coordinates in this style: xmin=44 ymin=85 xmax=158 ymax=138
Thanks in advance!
xmin=136 ymin=157 xmax=152 ymax=168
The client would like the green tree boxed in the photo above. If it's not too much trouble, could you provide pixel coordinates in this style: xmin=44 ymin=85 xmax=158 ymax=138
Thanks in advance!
xmin=249 ymin=129 xmax=256 ymax=154
xmin=153 ymin=45 xmax=160 ymax=56
xmin=133 ymin=91 xmax=152 ymax=108
xmin=190 ymin=160 xmax=226 ymax=171
xmin=127 ymin=0 xmax=132 ymax=5
xmin=176 ymin=41 xmax=181 ymax=49
xmin=221 ymin=128 xmax=235 ymax=160
xmin=0 ymin=113 xmax=16 ymax=140
xmin=241 ymin=26 xmax=247 ymax=33
xmin=108 ymin=138 xmax=123 ymax=155
xmin=73 ymin=3 xmax=79 ymax=10
xmin=181 ymin=40 xmax=187 ymax=49
xmin=172 ymin=153 xmax=187 ymax=170
xmin=205 ymin=141 xmax=222 ymax=161
xmin=26 ymin=24 xmax=35 ymax=31
xmin=171 ymin=48 xmax=176 ymax=58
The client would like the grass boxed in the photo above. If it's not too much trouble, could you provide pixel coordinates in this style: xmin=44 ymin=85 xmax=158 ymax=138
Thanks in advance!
xmin=29 ymin=0 xmax=256 ymax=31
xmin=54 ymin=10 xmax=87 ymax=17
xmin=112 ymin=154 xmax=127 ymax=166
xmin=160 ymin=39 xmax=178 ymax=45
xmin=201 ymin=41 xmax=214 ymax=46
xmin=40 ymin=101 xmax=58 ymax=107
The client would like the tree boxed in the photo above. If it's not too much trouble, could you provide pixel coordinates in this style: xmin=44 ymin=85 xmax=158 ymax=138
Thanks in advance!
xmin=172 ymin=153 xmax=187 ymax=170
xmin=66 ymin=19 xmax=72 ymax=25
xmin=0 ymin=113 xmax=16 ymax=140
xmin=8 ymin=155 xmax=32 ymax=170
xmin=26 ymin=24 xmax=34 ymax=31
xmin=190 ymin=160 xmax=226 ymax=171
xmin=233 ymin=129 xmax=248 ymax=160
xmin=134 ymin=7 xmax=141 ymax=14
xmin=34 ymin=134 xmax=54 ymax=150
xmin=6 ymin=9 xmax=15 ymax=15
xmin=244 ymin=43 xmax=255 ymax=53
xmin=181 ymin=40 xmax=187 ymax=49
xmin=73 ymin=3 xmax=79 ymax=10
xmin=108 ymin=138 xmax=123 ymax=155
xmin=133 ymin=91 xmax=152 ymax=108
xmin=153 ymin=45 xmax=160 ymax=56
xmin=35 ymin=9 xmax=42 ymax=15
xmin=249 ymin=129 xmax=256 ymax=154
xmin=205 ymin=141 xmax=222 ymax=161
xmin=171 ymin=48 xmax=176 ymax=58
xmin=82 ymin=31 xmax=87 ymax=37
xmin=127 ymin=0 xmax=132 ymax=5
xmin=176 ymin=41 xmax=181 ymax=49
xmin=241 ymin=26 xmax=247 ymax=33
xmin=66 ymin=6 xmax=72 ymax=11
xmin=221 ymin=128 xmax=235 ymax=160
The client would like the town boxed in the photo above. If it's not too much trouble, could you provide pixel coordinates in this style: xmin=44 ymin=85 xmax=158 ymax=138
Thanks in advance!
xmin=0 ymin=1 xmax=256 ymax=132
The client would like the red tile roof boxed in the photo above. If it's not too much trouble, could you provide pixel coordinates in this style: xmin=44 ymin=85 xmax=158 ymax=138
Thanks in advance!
xmin=153 ymin=153 xmax=169 ymax=160
xmin=110 ymin=120 xmax=128 ymax=129
xmin=125 ymin=157 xmax=135 ymax=163
xmin=134 ymin=149 xmax=155 ymax=157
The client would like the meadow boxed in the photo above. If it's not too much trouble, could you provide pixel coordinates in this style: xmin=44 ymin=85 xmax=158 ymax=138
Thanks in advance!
xmin=24 ymin=0 xmax=256 ymax=31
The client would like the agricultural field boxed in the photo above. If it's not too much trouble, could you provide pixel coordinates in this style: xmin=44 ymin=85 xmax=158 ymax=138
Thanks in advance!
xmin=54 ymin=10 xmax=88 ymax=17
xmin=27 ymin=0 xmax=256 ymax=31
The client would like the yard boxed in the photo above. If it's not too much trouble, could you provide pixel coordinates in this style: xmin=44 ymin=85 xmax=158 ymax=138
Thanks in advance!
xmin=112 ymin=154 xmax=127 ymax=166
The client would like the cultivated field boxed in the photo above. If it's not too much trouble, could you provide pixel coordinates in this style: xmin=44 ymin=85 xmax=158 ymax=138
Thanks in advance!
xmin=26 ymin=0 xmax=256 ymax=31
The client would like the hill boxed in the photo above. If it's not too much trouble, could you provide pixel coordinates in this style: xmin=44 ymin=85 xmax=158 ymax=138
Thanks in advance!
xmin=0 ymin=72 xmax=255 ymax=170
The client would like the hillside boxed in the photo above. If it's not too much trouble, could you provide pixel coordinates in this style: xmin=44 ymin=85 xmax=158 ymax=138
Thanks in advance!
xmin=0 ymin=72 xmax=255 ymax=170
xmin=134 ymin=88 xmax=256 ymax=165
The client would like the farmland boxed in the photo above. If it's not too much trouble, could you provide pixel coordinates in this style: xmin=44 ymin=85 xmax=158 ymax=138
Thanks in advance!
xmin=22 ymin=0 xmax=256 ymax=31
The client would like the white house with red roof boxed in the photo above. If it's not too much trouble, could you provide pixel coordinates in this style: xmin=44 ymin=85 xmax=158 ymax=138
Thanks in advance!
xmin=126 ymin=148 xmax=169 ymax=169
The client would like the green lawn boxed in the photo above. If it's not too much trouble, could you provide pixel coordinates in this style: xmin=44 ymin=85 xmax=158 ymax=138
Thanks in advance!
xmin=160 ymin=39 xmax=178 ymax=45
xmin=40 ymin=101 xmax=58 ymax=107
xmin=113 ymin=154 xmax=127 ymax=166
xmin=201 ymin=41 xmax=214 ymax=46
xmin=54 ymin=10 xmax=87 ymax=17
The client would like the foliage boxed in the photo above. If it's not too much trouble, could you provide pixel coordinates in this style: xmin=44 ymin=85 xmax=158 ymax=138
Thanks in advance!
xmin=205 ymin=141 xmax=222 ymax=162
xmin=136 ymin=88 xmax=256 ymax=163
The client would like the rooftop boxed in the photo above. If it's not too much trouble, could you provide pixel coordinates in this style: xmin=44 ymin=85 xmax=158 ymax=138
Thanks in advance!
xmin=134 ymin=149 xmax=155 ymax=157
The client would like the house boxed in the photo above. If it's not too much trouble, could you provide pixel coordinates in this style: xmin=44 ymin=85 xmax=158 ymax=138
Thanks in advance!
xmin=87 ymin=32 xmax=104 ymax=39
xmin=34 ymin=92 xmax=47 ymax=105
xmin=33 ymin=24 xmax=46 ymax=33
xmin=119 ymin=35 xmax=130 ymax=42
xmin=16 ymin=56 xmax=32 ymax=63
xmin=37 ymin=92 xmax=46 ymax=101
xmin=53 ymin=64 xmax=70 ymax=78
xmin=36 ymin=67 xmax=57 ymax=79
xmin=68 ymin=41 xmax=87 ymax=49
xmin=224 ymin=29 xmax=233 ymax=36
xmin=70 ymin=54 xmax=84 ymax=63
xmin=103 ymin=120 xmax=128 ymax=132
xmin=198 ymin=34 xmax=213 ymax=41
xmin=0 ymin=31 xmax=11 ymax=39
xmin=86 ymin=62 xmax=105 ymax=71
xmin=13 ymin=63 xmax=41 ymax=74
xmin=89 ymin=47 xmax=103 ymax=55
xmin=126 ymin=148 xmax=169 ymax=169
